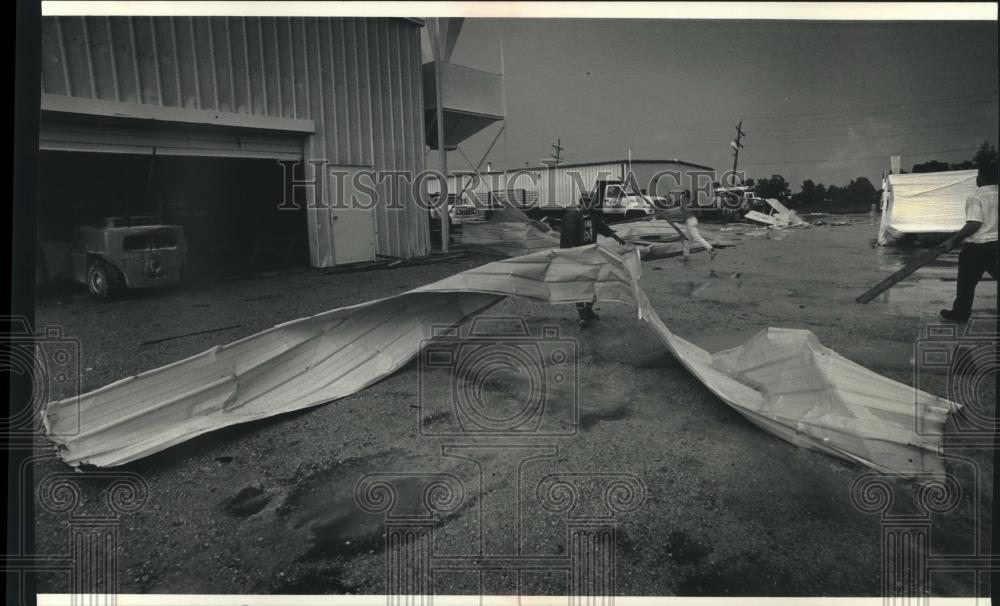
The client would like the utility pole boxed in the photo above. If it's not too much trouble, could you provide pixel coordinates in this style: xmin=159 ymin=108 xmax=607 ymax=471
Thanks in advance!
xmin=550 ymin=138 xmax=564 ymax=166
xmin=731 ymin=120 xmax=746 ymax=177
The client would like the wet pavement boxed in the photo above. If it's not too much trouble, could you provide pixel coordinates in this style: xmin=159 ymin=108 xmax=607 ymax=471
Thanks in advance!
xmin=33 ymin=216 xmax=994 ymax=596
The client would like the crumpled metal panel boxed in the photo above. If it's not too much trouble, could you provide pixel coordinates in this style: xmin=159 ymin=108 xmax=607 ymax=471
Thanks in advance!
xmin=460 ymin=216 xmax=716 ymax=260
xmin=879 ymin=169 xmax=979 ymax=245
xmin=45 ymin=245 xmax=955 ymax=475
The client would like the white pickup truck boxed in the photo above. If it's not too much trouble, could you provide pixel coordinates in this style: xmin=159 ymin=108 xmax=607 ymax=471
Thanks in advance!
xmin=582 ymin=180 xmax=656 ymax=220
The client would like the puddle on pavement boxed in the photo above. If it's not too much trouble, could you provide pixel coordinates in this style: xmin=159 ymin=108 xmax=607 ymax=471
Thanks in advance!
xmin=281 ymin=454 xmax=419 ymax=562
xmin=871 ymin=248 xmax=997 ymax=317
xmin=282 ymin=452 xmax=476 ymax=564
xmin=579 ymin=403 xmax=633 ymax=430
xmin=875 ymin=277 xmax=996 ymax=316
xmin=664 ymin=530 xmax=713 ymax=566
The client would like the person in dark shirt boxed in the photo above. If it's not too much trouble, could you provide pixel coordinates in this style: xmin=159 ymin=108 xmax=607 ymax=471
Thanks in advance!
xmin=560 ymin=198 xmax=627 ymax=322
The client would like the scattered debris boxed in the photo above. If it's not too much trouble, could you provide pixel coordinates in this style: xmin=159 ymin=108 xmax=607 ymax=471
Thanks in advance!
xmin=461 ymin=213 xmax=734 ymax=260
xmin=45 ymin=245 xmax=956 ymax=476
xmin=764 ymin=198 xmax=809 ymax=226
xmin=745 ymin=200 xmax=808 ymax=229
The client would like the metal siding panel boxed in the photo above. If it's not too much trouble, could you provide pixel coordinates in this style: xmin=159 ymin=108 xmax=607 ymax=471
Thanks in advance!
xmin=39 ymin=17 xmax=427 ymax=266
xmin=40 ymin=18 xmax=69 ymax=95
xmin=174 ymin=18 xmax=200 ymax=109
xmin=407 ymin=24 xmax=429 ymax=255
xmin=338 ymin=23 xmax=351 ymax=163
xmin=112 ymin=17 xmax=143 ymax=103
xmin=229 ymin=18 xmax=251 ymax=114
xmin=396 ymin=22 xmax=419 ymax=257
xmin=384 ymin=21 xmax=403 ymax=257
xmin=317 ymin=19 xmax=339 ymax=262
xmin=319 ymin=21 xmax=337 ymax=164
xmin=208 ymin=18 xmax=232 ymax=112
xmin=344 ymin=20 xmax=362 ymax=164
xmin=192 ymin=19 xmax=216 ymax=109
xmin=291 ymin=18 xmax=309 ymax=120
xmin=87 ymin=17 xmax=119 ymax=100
xmin=248 ymin=18 xmax=269 ymax=116
xmin=356 ymin=21 xmax=379 ymax=248
xmin=306 ymin=19 xmax=334 ymax=267
xmin=356 ymin=20 xmax=373 ymax=177
xmin=264 ymin=18 xmax=283 ymax=117
xmin=132 ymin=17 xmax=161 ymax=104
xmin=367 ymin=20 xmax=389 ymax=256
xmin=60 ymin=17 xmax=93 ymax=97
xmin=399 ymin=23 xmax=416 ymax=256
xmin=152 ymin=18 xmax=180 ymax=106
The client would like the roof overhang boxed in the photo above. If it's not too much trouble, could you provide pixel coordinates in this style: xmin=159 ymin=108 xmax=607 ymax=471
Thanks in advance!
xmin=423 ymin=61 xmax=504 ymax=151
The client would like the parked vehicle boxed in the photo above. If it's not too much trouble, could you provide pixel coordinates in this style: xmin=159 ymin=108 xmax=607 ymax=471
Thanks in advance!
xmin=429 ymin=193 xmax=479 ymax=234
xmin=39 ymin=217 xmax=188 ymax=299
xmin=579 ymin=180 xmax=656 ymax=220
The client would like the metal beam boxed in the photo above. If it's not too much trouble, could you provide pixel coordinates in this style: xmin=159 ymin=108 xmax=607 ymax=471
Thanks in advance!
xmin=41 ymin=93 xmax=316 ymax=133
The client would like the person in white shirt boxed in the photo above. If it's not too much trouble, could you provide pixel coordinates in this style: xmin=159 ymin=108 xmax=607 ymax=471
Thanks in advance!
xmin=940 ymin=159 xmax=998 ymax=322
xmin=678 ymin=191 xmax=716 ymax=260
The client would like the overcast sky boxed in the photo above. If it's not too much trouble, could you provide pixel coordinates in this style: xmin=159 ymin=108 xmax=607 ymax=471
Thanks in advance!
xmin=432 ymin=18 xmax=998 ymax=189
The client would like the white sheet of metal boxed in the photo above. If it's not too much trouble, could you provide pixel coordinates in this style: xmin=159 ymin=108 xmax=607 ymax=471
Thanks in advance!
xmin=878 ymin=170 xmax=978 ymax=244
xmin=44 ymin=246 xmax=956 ymax=476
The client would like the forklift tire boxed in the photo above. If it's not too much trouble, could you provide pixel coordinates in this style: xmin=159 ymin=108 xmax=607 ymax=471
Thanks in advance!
xmin=87 ymin=260 xmax=124 ymax=300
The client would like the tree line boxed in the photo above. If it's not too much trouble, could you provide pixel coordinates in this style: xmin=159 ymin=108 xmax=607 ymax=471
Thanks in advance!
xmin=741 ymin=141 xmax=997 ymax=214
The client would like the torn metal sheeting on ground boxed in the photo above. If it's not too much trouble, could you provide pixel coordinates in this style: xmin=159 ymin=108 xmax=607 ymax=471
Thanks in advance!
xmin=764 ymin=198 xmax=809 ymax=226
xmin=43 ymin=246 xmax=641 ymax=467
xmin=745 ymin=210 xmax=783 ymax=227
xmin=461 ymin=217 xmax=730 ymax=260
xmin=44 ymin=245 xmax=956 ymax=476
xmin=745 ymin=200 xmax=809 ymax=228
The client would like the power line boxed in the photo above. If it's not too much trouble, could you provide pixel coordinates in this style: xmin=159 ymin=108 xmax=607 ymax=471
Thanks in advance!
xmin=498 ymin=98 xmax=998 ymax=152
xmin=497 ymin=92 xmax=999 ymax=147
xmin=738 ymin=145 xmax=983 ymax=168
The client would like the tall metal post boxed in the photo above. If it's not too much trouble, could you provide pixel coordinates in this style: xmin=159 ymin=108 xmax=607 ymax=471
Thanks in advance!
xmin=432 ymin=20 xmax=449 ymax=253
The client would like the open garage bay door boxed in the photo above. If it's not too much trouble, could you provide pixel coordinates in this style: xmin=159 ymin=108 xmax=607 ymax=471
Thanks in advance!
xmin=40 ymin=117 xmax=303 ymax=160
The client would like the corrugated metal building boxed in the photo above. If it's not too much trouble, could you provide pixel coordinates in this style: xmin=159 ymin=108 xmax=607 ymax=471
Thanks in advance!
xmin=38 ymin=16 xmax=429 ymax=268
xmin=430 ymin=159 xmax=716 ymax=208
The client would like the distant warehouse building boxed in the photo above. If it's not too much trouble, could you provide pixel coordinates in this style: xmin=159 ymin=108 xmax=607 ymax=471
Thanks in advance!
xmin=38 ymin=16 xmax=433 ymax=269
xmin=430 ymin=159 xmax=716 ymax=208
